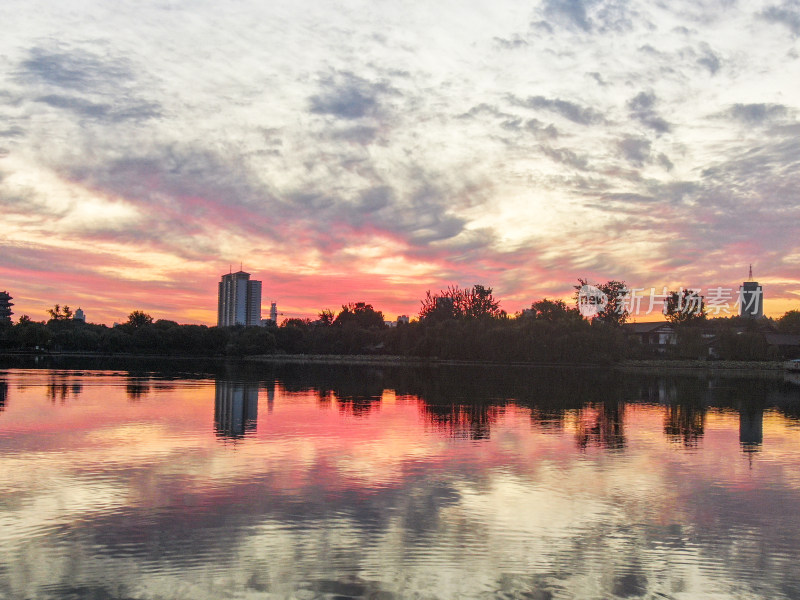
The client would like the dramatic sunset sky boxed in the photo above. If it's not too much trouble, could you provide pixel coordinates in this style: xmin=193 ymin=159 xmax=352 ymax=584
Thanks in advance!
xmin=1 ymin=0 xmax=799 ymax=324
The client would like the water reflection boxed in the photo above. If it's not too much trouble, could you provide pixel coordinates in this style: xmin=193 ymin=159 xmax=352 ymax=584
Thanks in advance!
xmin=2 ymin=363 xmax=800 ymax=599
xmin=0 ymin=377 xmax=6 ymax=412
xmin=214 ymin=380 xmax=258 ymax=439
xmin=575 ymin=401 xmax=626 ymax=449
xmin=46 ymin=371 xmax=83 ymax=403
xmin=663 ymin=398 xmax=706 ymax=447
xmin=739 ymin=401 xmax=764 ymax=452
xmin=126 ymin=376 xmax=151 ymax=401
xmin=421 ymin=402 xmax=500 ymax=440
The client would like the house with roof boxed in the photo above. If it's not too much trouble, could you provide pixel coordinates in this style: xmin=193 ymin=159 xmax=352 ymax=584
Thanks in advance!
xmin=624 ymin=322 xmax=677 ymax=353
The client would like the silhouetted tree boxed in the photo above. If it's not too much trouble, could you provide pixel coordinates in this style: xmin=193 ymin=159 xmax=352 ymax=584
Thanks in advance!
xmin=527 ymin=298 xmax=582 ymax=322
xmin=777 ymin=309 xmax=800 ymax=334
xmin=47 ymin=304 xmax=73 ymax=321
xmin=419 ymin=285 xmax=501 ymax=322
xmin=318 ymin=309 xmax=335 ymax=326
xmin=127 ymin=311 xmax=154 ymax=329
xmin=664 ymin=289 xmax=706 ymax=324
xmin=574 ymin=278 xmax=630 ymax=326
xmin=333 ymin=302 xmax=385 ymax=329
xmin=419 ymin=287 xmax=462 ymax=322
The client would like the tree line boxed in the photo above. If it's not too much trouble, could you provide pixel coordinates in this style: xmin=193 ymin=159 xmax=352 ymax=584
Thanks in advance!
xmin=1 ymin=282 xmax=799 ymax=362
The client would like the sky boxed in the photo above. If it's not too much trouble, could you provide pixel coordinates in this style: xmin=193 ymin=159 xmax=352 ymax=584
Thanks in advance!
xmin=1 ymin=0 xmax=800 ymax=324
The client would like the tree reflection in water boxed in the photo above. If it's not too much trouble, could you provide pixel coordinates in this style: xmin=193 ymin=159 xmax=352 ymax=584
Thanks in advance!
xmin=126 ymin=377 xmax=151 ymax=402
xmin=575 ymin=401 xmax=626 ymax=450
xmin=46 ymin=371 xmax=83 ymax=403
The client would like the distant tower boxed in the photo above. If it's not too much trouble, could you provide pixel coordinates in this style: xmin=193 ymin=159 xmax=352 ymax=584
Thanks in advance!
xmin=0 ymin=291 xmax=13 ymax=324
xmin=738 ymin=264 xmax=764 ymax=318
xmin=270 ymin=302 xmax=278 ymax=323
xmin=74 ymin=308 xmax=86 ymax=322
xmin=217 ymin=270 xmax=262 ymax=326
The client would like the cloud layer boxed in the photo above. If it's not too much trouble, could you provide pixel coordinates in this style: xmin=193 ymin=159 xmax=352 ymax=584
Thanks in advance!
xmin=1 ymin=0 xmax=800 ymax=323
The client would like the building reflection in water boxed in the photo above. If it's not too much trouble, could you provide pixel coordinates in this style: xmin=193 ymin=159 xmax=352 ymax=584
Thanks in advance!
xmin=0 ymin=379 xmax=7 ymax=412
xmin=739 ymin=402 xmax=764 ymax=453
xmin=214 ymin=380 xmax=259 ymax=439
xmin=266 ymin=382 xmax=274 ymax=414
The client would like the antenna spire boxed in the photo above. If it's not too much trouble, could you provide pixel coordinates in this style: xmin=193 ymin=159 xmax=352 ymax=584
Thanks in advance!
xmin=749 ymin=264 xmax=753 ymax=280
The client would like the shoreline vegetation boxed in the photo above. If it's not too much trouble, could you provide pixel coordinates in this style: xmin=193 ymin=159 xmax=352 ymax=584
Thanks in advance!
xmin=0 ymin=350 xmax=787 ymax=373
xmin=2 ymin=286 xmax=799 ymax=369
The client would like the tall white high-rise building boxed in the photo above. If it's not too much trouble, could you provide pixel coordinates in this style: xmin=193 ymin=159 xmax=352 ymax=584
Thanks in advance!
xmin=217 ymin=270 xmax=262 ymax=327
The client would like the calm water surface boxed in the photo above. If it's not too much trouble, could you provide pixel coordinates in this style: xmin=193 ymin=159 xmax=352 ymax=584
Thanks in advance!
xmin=1 ymin=362 xmax=800 ymax=599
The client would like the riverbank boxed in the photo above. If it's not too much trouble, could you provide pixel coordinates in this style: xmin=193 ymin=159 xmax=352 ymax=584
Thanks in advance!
xmin=620 ymin=359 xmax=784 ymax=371
xmin=0 ymin=351 xmax=789 ymax=372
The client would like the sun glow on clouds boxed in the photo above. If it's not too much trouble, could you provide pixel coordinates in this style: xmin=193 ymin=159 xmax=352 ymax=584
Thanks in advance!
xmin=2 ymin=0 xmax=800 ymax=322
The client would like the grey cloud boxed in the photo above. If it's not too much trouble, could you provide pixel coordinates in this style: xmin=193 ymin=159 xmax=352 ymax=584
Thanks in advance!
xmin=309 ymin=72 xmax=394 ymax=120
xmin=341 ymin=180 xmax=475 ymax=246
xmin=601 ymin=192 xmax=657 ymax=203
xmin=35 ymin=94 xmax=110 ymax=118
xmin=544 ymin=0 xmax=591 ymax=31
xmin=0 ymin=126 xmax=25 ymax=138
xmin=329 ymin=125 xmax=380 ymax=145
xmin=760 ymin=1 xmax=800 ymax=35
xmin=17 ymin=47 xmax=133 ymax=91
xmin=57 ymin=147 xmax=282 ymax=258
xmin=357 ymin=186 xmax=392 ymax=213
xmin=697 ymin=43 xmax=721 ymax=74
xmin=541 ymin=0 xmax=636 ymax=33
xmin=501 ymin=117 xmax=558 ymax=136
xmin=618 ymin=137 xmax=651 ymax=164
xmin=627 ymin=91 xmax=671 ymax=133
xmin=64 ymin=133 xmax=490 ymax=258
xmin=588 ymin=72 xmax=606 ymax=86
xmin=531 ymin=20 xmax=556 ymax=34
xmin=657 ymin=153 xmax=674 ymax=171
xmin=461 ymin=105 xmax=558 ymax=139
xmin=726 ymin=103 xmax=789 ymax=123
xmin=511 ymin=95 xmax=605 ymax=125
xmin=458 ymin=103 xmax=510 ymax=120
xmin=494 ymin=35 xmax=529 ymax=49
xmin=651 ymin=137 xmax=800 ymax=258
xmin=628 ymin=92 xmax=655 ymax=112
xmin=16 ymin=47 xmax=161 ymax=125
xmin=593 ymin=0 xmax=636 ymax=33
xmin=541 ymin=145 xmax=589 ymax=169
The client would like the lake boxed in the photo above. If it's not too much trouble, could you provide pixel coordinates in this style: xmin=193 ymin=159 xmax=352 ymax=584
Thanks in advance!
xmin=1 ymin=360 xmax=799 ymax=599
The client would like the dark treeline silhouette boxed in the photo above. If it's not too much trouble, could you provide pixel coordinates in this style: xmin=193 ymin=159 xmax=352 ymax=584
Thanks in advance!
xmin=2 ymin=283 xmax=799 ymax=362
